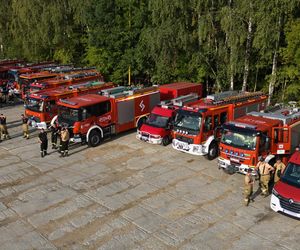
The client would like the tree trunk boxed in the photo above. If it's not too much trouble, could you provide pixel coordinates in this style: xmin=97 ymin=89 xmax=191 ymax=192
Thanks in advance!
xmin=242 ymin=17 xmax=252 ymax=91
xmin=268 ymin=50 xmax=278 ymax=105
xmin=254 ymin=66 xmax=258 ymax=92
xmin=229 ymin=0 xmax=234 ymax=90
xmin=267 ymin=17 xmax=281 ymax=105
xmin=282 ymin=78 xmax=287 ymax=102
xmin=230 ymin=48 xmax=234 ymax=90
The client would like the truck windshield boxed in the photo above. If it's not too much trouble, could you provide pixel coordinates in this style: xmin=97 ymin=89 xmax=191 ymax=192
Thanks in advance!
xmin=58 ymin=106 xmax=81 ymax=125
xmin=221 ymin=130 xmax=257 ymax=150
xmin=174 ymin=110 xmax=201 ymax=132
xmin=281 ymin=162 xmax=300 ymax=188
xmin=25 ymin=98 xmax=44 ymax=112
xmin=145 ymin=114 xmax=169 ymax=128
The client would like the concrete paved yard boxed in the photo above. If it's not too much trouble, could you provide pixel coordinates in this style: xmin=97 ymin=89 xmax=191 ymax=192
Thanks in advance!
xmin=0 ymin=105 xmax=299 ymax=249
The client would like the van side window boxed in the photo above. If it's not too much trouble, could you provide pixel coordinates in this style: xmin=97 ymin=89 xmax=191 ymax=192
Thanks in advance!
xmin=220 ymin=112 xmax=227 ymax=124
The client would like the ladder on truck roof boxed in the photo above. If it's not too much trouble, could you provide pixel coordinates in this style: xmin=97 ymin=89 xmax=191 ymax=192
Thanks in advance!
xmin=64 ymin=71 xmax=98 ymax=80
xmin=68 ymin=80 xmax=105 ymax=90
xmin=100 ymin=86 xmax=158 ymax=99
xmin=206 ymin=91 xmax=266 ymax=105
xmin=160 ymin=93 xmax=198 ymax=107
xmin=249 ymin=108 xmax=300 ymax=125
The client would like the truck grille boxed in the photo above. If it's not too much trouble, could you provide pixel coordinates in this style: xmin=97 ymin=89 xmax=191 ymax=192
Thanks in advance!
xmin=141 ymin=132 xmax=150 ymax=138
xmin=279 ymin=197 xmax=300 ymax=214
xmin=175 ymin=135 xmax=193 ymax=144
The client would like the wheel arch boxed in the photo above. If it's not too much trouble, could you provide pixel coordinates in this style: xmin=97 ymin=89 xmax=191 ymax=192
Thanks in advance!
xmin=203 ymin=135 xmax=217 ymax=151
xmin=86 ymin=125 xmax=103 ymax=142
xmin=136 ymin=115 xmax=149 ymax=128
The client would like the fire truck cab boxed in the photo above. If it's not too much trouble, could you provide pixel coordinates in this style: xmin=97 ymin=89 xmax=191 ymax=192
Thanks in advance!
xmin=271 ymin=151 xmax=300 ymax=218
xmin=136 ymin=94 xmax=199 ymax=146
xmin=172 ymin=91 xmax=267 ymax=160
xmin=55 ymin=86 xmax=160 ymax=147
xmin=218 ymin=107 xmax=300 ymax=174
xmin=25 ymin=81 xmax=114 ymax=129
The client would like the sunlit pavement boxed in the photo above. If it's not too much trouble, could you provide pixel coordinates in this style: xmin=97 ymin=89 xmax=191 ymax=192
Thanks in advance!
xmin=0 ymin=105 xmax=299 ymax=249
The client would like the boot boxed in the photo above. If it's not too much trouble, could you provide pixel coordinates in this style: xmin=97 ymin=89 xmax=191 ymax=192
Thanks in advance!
xmin=41 ymin=151 xmax=44 ymax=158
xmin=60 ymin=151 xmax=64 ymax=157
xmin=64 ymin=151 xmax=68 ymax=157
xmin=44 ymin=150 xmax=47 ymax=156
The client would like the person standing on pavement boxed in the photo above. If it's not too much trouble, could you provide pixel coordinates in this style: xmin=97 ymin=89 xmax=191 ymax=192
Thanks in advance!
xmin=50 ymin=123 xmax=59 ymax=149
xmin=244 ymin=168 xmax=254 ymax=206
xmin=38 ymin=128 xmax=48 ymax=157
xmin=60 ymin=127 xmax=70 ymax=157
xmin=0 ymin=114 xmax=9 ymax=140
xmin=21 ymin=114 xmax=30 ymax=139
xmin=255 ymin=156 xmax=274 ymax=197
xmin=274 ymin=157 xmax=286 ymax=184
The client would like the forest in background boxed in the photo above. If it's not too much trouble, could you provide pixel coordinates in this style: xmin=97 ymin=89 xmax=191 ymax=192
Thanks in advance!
xmin=0 ymin=0 xmax=299 ymax=104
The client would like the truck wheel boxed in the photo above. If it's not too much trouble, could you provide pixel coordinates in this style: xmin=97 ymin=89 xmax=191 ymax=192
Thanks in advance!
xmin=162 ymin=136 xmax=170 ymax=146
xmin=88 ymin=130 xmax=101 ymax=147
xmin=207 ymin=142 xmax=218 ymax=160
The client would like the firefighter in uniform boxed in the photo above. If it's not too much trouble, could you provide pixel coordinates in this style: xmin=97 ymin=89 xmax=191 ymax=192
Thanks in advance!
xmin=255 ymin=157 xmax=274 ymax=196
xmin=21 ymin=114 xmax=29 ymax=139
xmin=50 ymin=123 xmax=59 ymax=149
xmin=274 ymin=157 xmax=286 ymax=184
xmin=60 ymin=127 xmax=70 ymax=157
xmin=0 ymin=114 xmax=9 ymax=140
xmin=244 ymin=168 xmax=254 ymax=206
xmin=38 ymin=128 xmax=48 ymax=157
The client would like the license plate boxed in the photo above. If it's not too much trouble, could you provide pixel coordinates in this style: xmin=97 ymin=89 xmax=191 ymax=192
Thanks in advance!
xmin=177 ymin=142 xmax=189 ymax=150
xmin=230 ymin=157 xmax=240 ymax=163
xmin=141 ymin=136 xmax=149 ymax=142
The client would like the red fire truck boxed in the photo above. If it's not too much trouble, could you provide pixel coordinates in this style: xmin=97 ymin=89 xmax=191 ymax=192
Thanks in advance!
xmin=25 ymin=81 xmax=115 ymax=129
xmin=218 ymin=106 xmax=300 ymax=174
xmin=0 ymin=60 xmax=26 ymax=86
xmin=172 ymin=91 xmax=268 ymax=159
xmin=29 ymin=69 xmax=103 ymax=94
xmin=8 ymin=62 xmax=57 ymax=82
xmin=271 ymin=150 xmax=300 ymax=218
xmin=136 ymin=82 xmax=202 ymax=146
xmin=0 ymin=59 xmax=24 ymax=66
xmin=158 ymin=82 xmax=203 ymax=100
xmin=137 ymin=94 xmax=200 ymax=145
xmin=54 ymin=86 xmax=163 ymax=146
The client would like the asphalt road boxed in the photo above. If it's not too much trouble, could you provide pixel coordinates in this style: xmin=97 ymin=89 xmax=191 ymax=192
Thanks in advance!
xmin=0 ymin=105 xmax=299 ymax=250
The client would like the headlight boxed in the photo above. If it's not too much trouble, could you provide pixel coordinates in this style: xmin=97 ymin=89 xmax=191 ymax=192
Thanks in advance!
xmin=272 ymin=188 xmax=279 ymax=197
